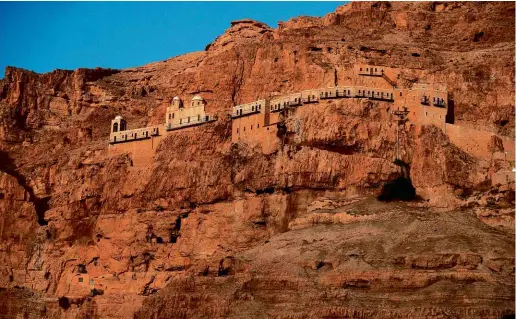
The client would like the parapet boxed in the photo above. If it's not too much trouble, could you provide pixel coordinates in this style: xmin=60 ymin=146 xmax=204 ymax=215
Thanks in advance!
xmin=110 ymin=126 xmax=160 ymax=144
xmin=232 ymin=99 xmax=268 ymax=118
xmin=270 ymin=93 xmax=302 ymax=112
xmin=166 ymin=114 xmax=217 ymax=131
xmin=301 ymin=90 xmax=319 ymax=103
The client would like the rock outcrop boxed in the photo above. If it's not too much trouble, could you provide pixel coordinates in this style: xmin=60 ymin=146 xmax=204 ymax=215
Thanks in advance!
xmin=0 ymin=2 xmax=514 ymax=318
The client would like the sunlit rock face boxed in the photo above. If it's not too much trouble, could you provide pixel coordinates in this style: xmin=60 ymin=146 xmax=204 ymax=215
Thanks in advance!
xmin=0 ymin=2 xmax=514 ymax=318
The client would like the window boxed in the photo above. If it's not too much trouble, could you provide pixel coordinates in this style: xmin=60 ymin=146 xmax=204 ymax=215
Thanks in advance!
xmin=426 ymin=112 xmax=428 ymax=116
xmin=244 ymin=127 xmax=246 ymax=132
xmin=237 ymin=128 xmax=239 ymax=133
xmin=113 ymin=123 xmax=118 ymax=133
xmin=252 ymin=106 xmax=255 ymax=111
xmin=400 ymin=92 xmax=403 ymax=96
xmin=366 ymin=68 xmax=369 ymax=71
xmin=146 ymin=131 xmax=148 ymax=137
xmin=198 ymin=115 xmax=201 ymax=121
xmin=375 ymin=68 xmax=377 ymax=72
xmin=257 ymin=124 xmax=259 ymax=128
xmin=114 ymin=136 xmax=116 ymax=142
xmin=188 ymin=117 xmax=190 ymax=123
xmin=360 ymin=68 xmax=362 ymax=71
xmin=169 ymin=114 xmax=171 ymax=120
xmin=135 ymin=133 xmax=137 ymax=138
xmin=78 ymin=278 xmax=83 ymax=283
xmin=172 ymin=113 xmax=175 ymax=119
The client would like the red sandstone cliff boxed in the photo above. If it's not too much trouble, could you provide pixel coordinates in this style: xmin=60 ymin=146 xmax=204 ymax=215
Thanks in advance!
xmin=0 ymin=2 xmax=514 ymax=318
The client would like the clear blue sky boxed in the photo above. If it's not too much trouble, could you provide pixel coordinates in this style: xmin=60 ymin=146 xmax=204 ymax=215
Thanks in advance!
xmin=0 ymin=2 xmax=345 ymax=79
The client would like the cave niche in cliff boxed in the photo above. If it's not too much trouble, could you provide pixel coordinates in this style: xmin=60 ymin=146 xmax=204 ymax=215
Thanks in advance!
xmin=377 ymin=176 xmax=416 ymax=202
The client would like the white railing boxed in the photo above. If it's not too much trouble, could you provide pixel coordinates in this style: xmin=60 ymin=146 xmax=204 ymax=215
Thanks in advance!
xmin=232 ymin=99 xmax=267 ymax=118
xmin=166 ymin=115 xmax=217 ymax=131
xmin=110 ymin=126 xmax=160 ymax=144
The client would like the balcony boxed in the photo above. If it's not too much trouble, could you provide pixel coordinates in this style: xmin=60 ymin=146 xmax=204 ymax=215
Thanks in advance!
xmin=166 ymin=115 xmax=217 ymax=131
xmin=301 ymin=95 xmax=318 ymax=103
xmin=369 ymin=92 xmax=394 ymax=101
xmin=320 ymin=90 xmax=337 ymax=99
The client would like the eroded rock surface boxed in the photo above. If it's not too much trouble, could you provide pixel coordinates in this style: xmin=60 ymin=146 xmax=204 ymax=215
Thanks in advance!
xmin=0 ymin=2 xmax=514 ymax=318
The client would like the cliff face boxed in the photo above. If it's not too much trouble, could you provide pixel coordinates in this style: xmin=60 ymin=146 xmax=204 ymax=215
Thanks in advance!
xmin=0 ymin=2 xmax=514 ymax=318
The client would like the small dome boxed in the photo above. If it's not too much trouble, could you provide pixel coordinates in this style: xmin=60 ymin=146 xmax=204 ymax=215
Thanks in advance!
xmin=173 ymin=96 xmax=181 ymax=100
xmin=192 ymin=95 xmax=204 ymax=101
xmin=115 ymin=115 xmax=124 ymax=120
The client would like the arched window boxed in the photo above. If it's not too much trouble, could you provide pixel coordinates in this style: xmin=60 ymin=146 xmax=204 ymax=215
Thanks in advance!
xmin=172 ymin=113 xmax=175 ymax=119
xmin=257 ymin=124 xmax=260 ymax=128
xmin=113 ymin=122 xmax=119 ymax=132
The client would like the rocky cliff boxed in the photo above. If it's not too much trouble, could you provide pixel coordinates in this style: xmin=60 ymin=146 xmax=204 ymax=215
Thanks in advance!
xmin=0 ymin=2 xmax=514 ymax=318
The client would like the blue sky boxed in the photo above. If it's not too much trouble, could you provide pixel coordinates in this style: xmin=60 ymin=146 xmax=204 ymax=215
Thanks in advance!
xmin=0 ymin=2 xmax=345 ymax=78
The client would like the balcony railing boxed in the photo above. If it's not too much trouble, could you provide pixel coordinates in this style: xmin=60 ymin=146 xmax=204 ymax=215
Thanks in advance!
xmin=110 ymin=127 xmax=160 ymax=144
xmin=166 ymin=115 xmax=217 ymax=131
xmin=231 ymin=107 xmax=261 ymax=118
